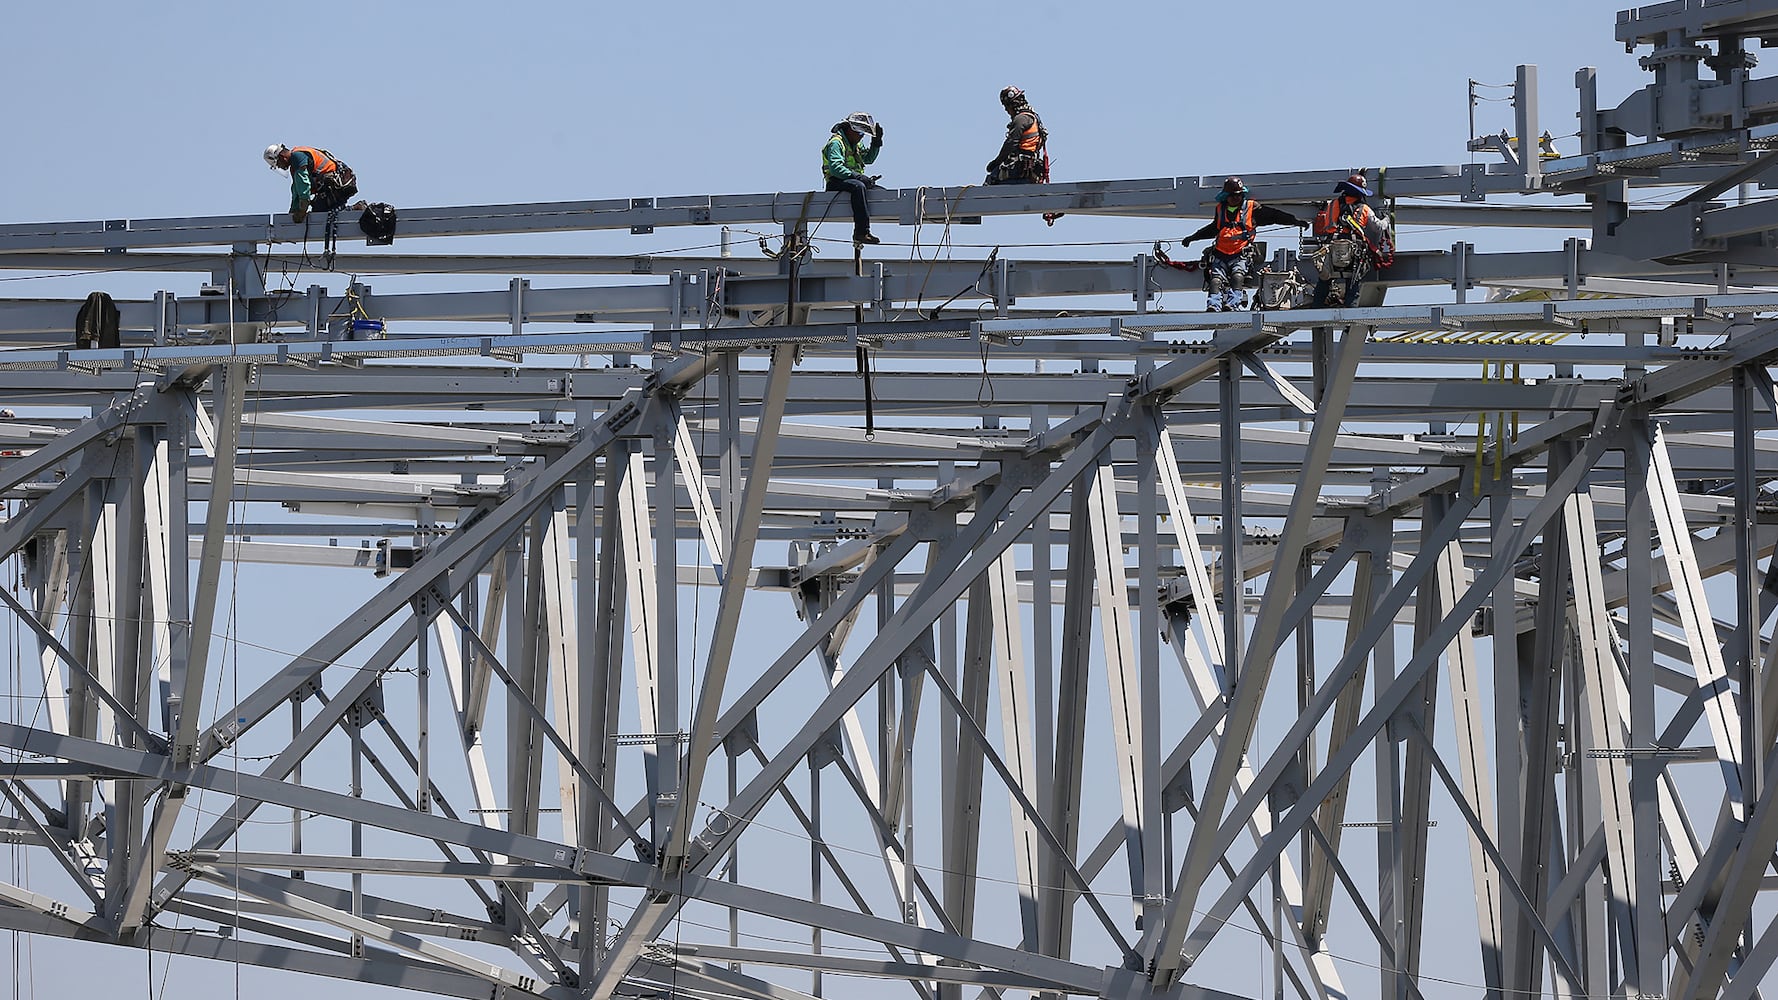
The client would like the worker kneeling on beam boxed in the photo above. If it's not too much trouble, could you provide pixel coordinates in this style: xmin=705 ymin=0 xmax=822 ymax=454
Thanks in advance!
xmin=822 ymin=113 xmax=885 ymax=246
xmin=264 ymin=143 xmax=360 ymax=224
xmin=1307 ymin=173 xmax=1393 ymax=309
xmin=1180 ymin=177 xmax=1305 ymax=312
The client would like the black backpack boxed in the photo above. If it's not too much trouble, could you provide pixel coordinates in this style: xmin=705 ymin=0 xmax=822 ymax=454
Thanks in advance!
xmin=359 ymin=202 xmax=398 ymax=246
xmin=75 ymin=291 xmax=120 ymax=349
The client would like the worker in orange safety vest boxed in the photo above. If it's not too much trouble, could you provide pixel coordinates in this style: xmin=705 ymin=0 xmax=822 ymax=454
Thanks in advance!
xmin=1180 ymin=177 xmax=1305 ymax=312
xmin=263 ymin=144 xmax=361 ymax=223
xmin=985 ymin=87 xmax=1050 ymax=185
xmin=1309 ymin=173 xmax=1394 ymax=308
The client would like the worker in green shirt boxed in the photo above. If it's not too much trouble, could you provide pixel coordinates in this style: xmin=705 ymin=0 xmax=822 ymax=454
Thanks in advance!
xmin=821 ymin=113 xmax=884 ymax=245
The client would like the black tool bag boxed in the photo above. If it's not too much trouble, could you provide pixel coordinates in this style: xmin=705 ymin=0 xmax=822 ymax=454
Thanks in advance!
xmin=74 ymin=291 xmax=121 ymax=349
xmin=359 ymin=202 xmax=398 ymax=246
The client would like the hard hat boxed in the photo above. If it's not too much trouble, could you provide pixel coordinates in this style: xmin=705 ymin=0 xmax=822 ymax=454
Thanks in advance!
xmin=1223 ymin=176 xmax=1247 ymax=195
xmin=841 ymin=112 xmax=876 ymax=133
xmin=1336 ymin=172 xmax=1372 ymax=198
xmin=263 ymin=144 xmax=289 ymax=170
xmin=1000 ymin=86 xmax=1026 ymax=106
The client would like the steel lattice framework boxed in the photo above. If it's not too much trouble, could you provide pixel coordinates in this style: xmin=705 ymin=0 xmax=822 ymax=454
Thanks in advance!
xmin=4 ymin=5 xmax=1778 ymax=999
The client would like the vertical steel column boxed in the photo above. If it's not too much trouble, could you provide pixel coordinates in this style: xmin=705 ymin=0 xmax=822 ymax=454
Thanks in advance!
xmin=809 ymin=752 xmax=823 ymax=998
xmin=1134 ymin=411 xmax=1164 ymax=933
xmin=1030 ymin=404 xmax=1055 ymax=827
xmin=1365 ymin=486 xmax=1403 ymax=1000
xmin=1085 ymin=462 xmax=1147 ymax=920
xmin=103 ymin=429 xmax=147 ymax=924
xmin=1219 ymin=359 xmax=1245 ymax=696
xmin=1734 ymin=366 xmax=1763 ymax=805
xmin=1516 ymin=65 xmax=1542 ymax=189
xmin=1624 ymin=424 xmax=1664 ymax=1000
xmin=1511 ymin=442 xmax=1573 ymax=998
xmin=939 ymin=570 xmax=991 ymax=1000
xmin=415 ymin=600 xmax=431 ymax=813
xmin=650 ymin=406 xmax=680 ymax=856
xmin=988 ymin=551 xmax=1040 ymax=948
xmin=1488 ymin=477 xmax=1521 ymax=998
xmin=1041 ymin=472 xmax=1092 ymax=979
xmin=350 ymin=704 xmax=365 ymax=958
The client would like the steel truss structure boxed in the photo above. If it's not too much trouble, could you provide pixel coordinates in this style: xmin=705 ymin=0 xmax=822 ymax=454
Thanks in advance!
xmin=4 ymin=5 xmax=1778 ymax=1000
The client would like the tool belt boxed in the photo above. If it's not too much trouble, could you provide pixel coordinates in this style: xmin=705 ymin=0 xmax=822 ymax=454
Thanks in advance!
xmin=1310 ymin=238 xmax=1364 ymax=278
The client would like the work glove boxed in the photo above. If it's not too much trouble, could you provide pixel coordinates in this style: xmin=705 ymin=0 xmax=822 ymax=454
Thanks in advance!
xmin=873 ymin=123 xmax=884 ymax=143
xmin=291 ymin=208 xmax=309 ymax=224
xmin=985 ymin=160 xmax=998 ymax=173
xmin=866 ymin=175 xmax=882 ymax=188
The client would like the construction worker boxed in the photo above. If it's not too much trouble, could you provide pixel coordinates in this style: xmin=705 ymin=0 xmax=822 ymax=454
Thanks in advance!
xmin=1308 ymin=173 xmax=1393 ymax=308
xmin=821 ymin=113 xmax=885 ymax=246
xmin=985 ymin=86 xmax=1049 ymax=185
xmin=1180 ymin=178 xmax=1305 ymax=312
xmin=264 ymin=144 xmax=360 ymax=224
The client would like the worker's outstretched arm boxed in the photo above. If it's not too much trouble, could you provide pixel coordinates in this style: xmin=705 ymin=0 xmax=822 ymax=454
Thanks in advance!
xmin=1252 ymin=204 xmax=1304 ymax=228
xmin=1180 ymin=219 xmax=1218 ymax=245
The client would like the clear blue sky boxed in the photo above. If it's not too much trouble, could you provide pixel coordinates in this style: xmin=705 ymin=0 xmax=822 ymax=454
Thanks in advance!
xmin=0 ymin=3 xmax=1653 ymax=999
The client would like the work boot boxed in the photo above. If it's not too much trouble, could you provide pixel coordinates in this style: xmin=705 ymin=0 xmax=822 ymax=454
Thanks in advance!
xmin=1230 ymin=293 xmax=1249 ymax=311
xmin=854 ymin=232 xmax=881 ymax=246
xmin=1204 ymin=289 xmax=1225 ymax=312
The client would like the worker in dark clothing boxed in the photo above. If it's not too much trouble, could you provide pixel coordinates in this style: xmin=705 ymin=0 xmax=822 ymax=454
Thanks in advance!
xmin=1307 ymin=173 xmax=1393 ymax=308
xmin=821 ymin=113 xmax=884 ymax=245
xmin=264 ymin=143 xmax=360 ymax=223
xmin=985 ymin=86 xmax=1049 ymax=185
xmin=1181 ymin=177 xmax=1305 ymax=312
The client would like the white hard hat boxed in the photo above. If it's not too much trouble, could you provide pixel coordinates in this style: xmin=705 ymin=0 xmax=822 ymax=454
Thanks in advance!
xmin=263 ymin=144 xmax=288 ymax=170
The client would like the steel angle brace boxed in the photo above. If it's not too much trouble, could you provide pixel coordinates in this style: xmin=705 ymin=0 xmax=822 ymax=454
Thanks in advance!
xmin=0 ymin=882 xmax=108 ymax=936
xmin=593 ymin=416 xmax=1131 ymax=1000
xmin=197 ymin=387 xmax=647 ymax=762
xmin=674 ymin=868 xmax=1113 ymax=998
xmin=670 ymin=343 xmax=796 ymax=869
xmin=1138 ymin=320 xmax=1293 ymax=402
xmin=0 ymin=585 xmax=161 ymax=750
xmin=1152 ymin=322 xmax=1367 ymax=980
xmin=786 ymin=582 xmax=935 ymax=948
xmin=430 ymin=592 xmax=649 ymax=856
xmin=621 ymin=956 xmax=825 ymax=1000
xmin=744 ymin=744 xmax=942 ymax=1000
xmin=1176 ymin=422 xmax=1619 ymax=981
xmin=175 ymin=861 xmax=553 ymax=995
xmin=1080 ymin=526 xmax=1362 ymax=889
xmin=673 ymin=411 xmax=725 ymax=572
xmin=0 ymin=903 xmax=543 ymax=1000
xmin=1233 ymin=349 xmax=1315 ymax=416
xmin=1396 ymin=714 xmax=1589 ymax=997
xmin=0 ymin=781 xmax=103 ymax=912
xmin=914 ymin=653 xmax=1137 ymax=961
xmin=673 ymin=944 xmax=1061 ymax=993
xmin=0 ymin=383 xmax=161 ymax=494
xmin=598 ymin=528 xmax=924 ymax=860
xmin=160 ymin=894 xmax=372 ymax=956
xmin=349 ymin=702 xmax=574 ymax=983
xmin=1299 ymin=821 xmax=1431 ymax=1000
xmin=0 ymin=722 xmax=661 ymax=894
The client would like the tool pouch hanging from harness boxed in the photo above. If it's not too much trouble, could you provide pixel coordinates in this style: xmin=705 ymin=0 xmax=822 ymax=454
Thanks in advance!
xmin=74 ymin=291 xmax=121 ymax=350
xmin=359 ymin=203 xmax=398 ymax=246
xmin=310 ymin=155 xmax=358 ymax=213
xmin=1315 ymin=239 xmax=1359 ymax=276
